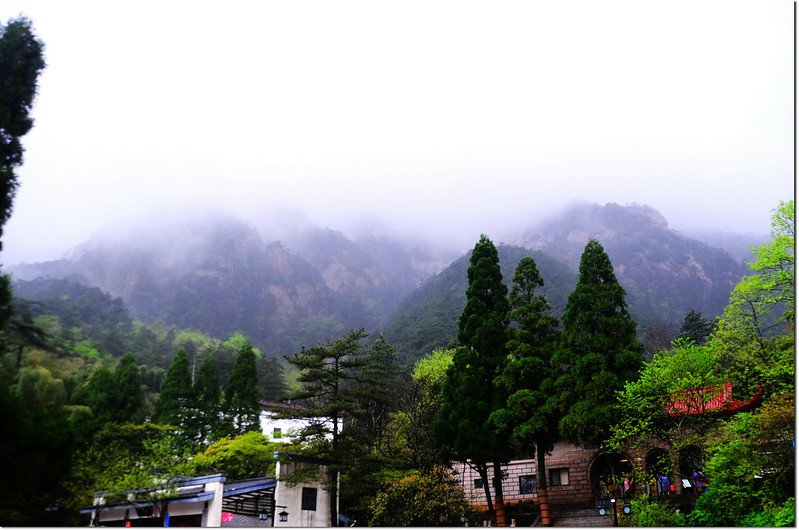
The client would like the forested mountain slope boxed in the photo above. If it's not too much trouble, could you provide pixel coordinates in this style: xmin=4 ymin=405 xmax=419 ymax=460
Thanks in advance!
xmin=386 ymin=203 xmax=749 ymax=364
xmin=9 ymin=216 xmax=453 ymax=357
xmin=382 ymin=246 xmax=576 ymax=366
xmin=513 ymin=203 xmax=747 ymax=329
xmin=8 ymin=203 xmax=749 ymax=362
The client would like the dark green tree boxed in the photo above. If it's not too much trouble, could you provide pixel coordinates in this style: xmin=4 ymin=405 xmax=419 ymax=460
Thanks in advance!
xmin=187 ymin=354 xmax=223 ymax=446
xmin=224 ymin=340 xmax=260 ymax=434
xmin=489 ymin=256 xmax=560 ymax=525
xmin=81 ymin=365 xmax=116 ymax=428
xmin=194 ymin=354 xmax=221 ymax=405
xmin=435 ymin=234 xmax=510 ymax=525
xmin=282 ymin=328 xmax=372 ymax=527
xmin=553 ymin=238 xmax=644 ymax=444
xmin=153 ymin=349 xmax=192 ymax=425
xmin=256 ymin=354 xmax=288 ymax=401
xmin=0 ymin=16 xmax=45 ymax=242
xmin=113 ymin=352 xmax=144 ymax=422
xmin=338 ymin=334 xmax=404 ymax=521
xmin=0 ymin=370 xmax=74 ymax=526
xmin=676 ymin=309 xmax=714 ymax=345
xmin=0 ymin=17 xmax=45 ymax=337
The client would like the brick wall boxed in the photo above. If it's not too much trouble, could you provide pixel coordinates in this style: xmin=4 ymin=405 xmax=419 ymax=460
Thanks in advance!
xmin=451 ymin=441 xmax=605 ymax=511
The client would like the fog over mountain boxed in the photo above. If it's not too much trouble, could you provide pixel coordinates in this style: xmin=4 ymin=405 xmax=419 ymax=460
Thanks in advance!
xmin=10 ymin=201 xmax=756 ymax=364
xmin=0 ymin=1 xmax=791 ymax=267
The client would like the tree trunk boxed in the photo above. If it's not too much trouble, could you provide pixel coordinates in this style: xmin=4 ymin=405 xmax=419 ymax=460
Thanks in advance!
xmin=478 ymin=464 xmax=495 ymax=523
xmin=493 ymin=461 xmax=506 ymax=526
xmin=537 ymin=443 xmax=552 ymax=526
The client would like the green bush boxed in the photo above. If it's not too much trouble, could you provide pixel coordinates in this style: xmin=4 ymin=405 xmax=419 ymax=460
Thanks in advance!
xmin=619 ymin=496 xmax=686 ymax=527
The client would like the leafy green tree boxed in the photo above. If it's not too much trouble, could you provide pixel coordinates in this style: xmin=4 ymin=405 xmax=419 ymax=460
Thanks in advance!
xmin=386 ymin=348 xmax=453 ymax=472
xmin=435 ymin=235 xmax=510 ymax=525
xmin=282 ymin=328 xmax=373 ymax=526
xmin=224 ymin=339 xmax=260 ymax=434
xmin=609 ymin=340 xmax=725 ymax=457
xmin=690 ymin=391 xmax=794 ymax=526
xmin=189 ymin=431 xmax=283 ymax=480
xmin=368 ymin=466 xmax=480 ymax=526
xmin=489 ymin=256 xmax=560 ymax=524
xmin=710 ymin=200 xmax=795 ymax=400
xmin=553 ymin=238 xmax=644 ymax=444
xmin=676 ymin=309 xmax=713 ymax=345
xmin=0 ymin=369 xmax=74 ymax=526
xmin=63 ymin=423 xmax=192 ymax=526
xmin=153 ymin=348 xmax=192 ymax=425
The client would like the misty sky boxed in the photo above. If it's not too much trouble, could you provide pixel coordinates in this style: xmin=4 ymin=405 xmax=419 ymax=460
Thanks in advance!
xmin=0 ymin=0 xmax=794 ymax=264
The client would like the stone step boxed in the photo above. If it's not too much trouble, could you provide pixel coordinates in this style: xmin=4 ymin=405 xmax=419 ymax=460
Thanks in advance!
xmin=547 ymin=507 xmax=615 ymax=527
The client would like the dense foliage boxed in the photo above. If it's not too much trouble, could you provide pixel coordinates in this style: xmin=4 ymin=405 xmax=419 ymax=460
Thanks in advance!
xmin=611 ymin=200 xmax=795 ymax=527
xmin=435 ymin=235 xmax=511 ymax=524
xmin=553 ymin=238 xmax=645 ymax=444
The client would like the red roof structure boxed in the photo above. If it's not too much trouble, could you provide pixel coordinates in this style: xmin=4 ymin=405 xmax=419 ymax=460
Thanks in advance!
xmin=666 ymin=381 xmax=762 ymax=417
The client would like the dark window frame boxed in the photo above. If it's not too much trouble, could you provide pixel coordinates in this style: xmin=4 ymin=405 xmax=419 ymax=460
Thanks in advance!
xmin=550 ymin=468 xmax=570 ymax=486
xmin=519 ymin=475 xmax=537 ymax=495
xmin=301 ymin=487 xmax=317 ymax=511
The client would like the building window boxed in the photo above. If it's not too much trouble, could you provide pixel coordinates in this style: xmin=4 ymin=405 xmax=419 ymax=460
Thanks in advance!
xmin=301 ymin=487 xmax=317 ymax=511
xmin=550 ymin=468 xmax=570 ymax=486
xmin=519 ymin=475 xmax=537 ymax=495
xmin=273 ymin=427 xmax=282 ymax=438
xmin=474 ymin=478 xmax=484 ymax=489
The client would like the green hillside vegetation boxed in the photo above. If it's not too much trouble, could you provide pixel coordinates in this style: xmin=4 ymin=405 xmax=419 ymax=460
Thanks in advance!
xmin=382 ymin=245 xmax=576 ymax=366
xmin=8 ymin=277 xmax=288 ymax=402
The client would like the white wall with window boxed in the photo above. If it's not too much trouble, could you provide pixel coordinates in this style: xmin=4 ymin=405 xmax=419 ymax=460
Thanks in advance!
xmin=273 ymin=460 xmax=333 ymax=527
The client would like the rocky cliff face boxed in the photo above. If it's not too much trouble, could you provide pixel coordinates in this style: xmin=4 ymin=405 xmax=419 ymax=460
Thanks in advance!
xmin=511 ymin=202 xmax=746 ymax=329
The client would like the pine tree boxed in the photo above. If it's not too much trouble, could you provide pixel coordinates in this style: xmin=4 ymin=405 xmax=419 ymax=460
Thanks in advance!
xmin=153 ymin=349 xmax=192 ymax=425
xmin=435 ymin=234 xmax=510 ymax=525
xmin=553 ymin=238 xmax=644 ymax=444
xmin=224 ymin=340 xmax=260 ymax=434
xmin=282 ymin=328 xmax=372 ymax=526
xmin=677 ymin=309 xmax=714 ymax=345
xmin=489 ymin=256 xmax=560 ymax=525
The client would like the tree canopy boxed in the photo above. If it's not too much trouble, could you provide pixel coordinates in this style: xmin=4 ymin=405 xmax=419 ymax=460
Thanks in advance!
xmin=436 ymin=235 xmax=511 ymax=524
xmin=553 ymin=238 xmax=644 ymax=444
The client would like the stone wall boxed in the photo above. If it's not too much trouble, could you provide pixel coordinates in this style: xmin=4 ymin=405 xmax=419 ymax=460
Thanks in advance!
xmin=451 ymin=441 xmax=605 ymax=511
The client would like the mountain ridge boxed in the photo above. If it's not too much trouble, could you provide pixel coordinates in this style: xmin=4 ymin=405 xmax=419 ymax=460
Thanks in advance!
xmin=8 ymin=202 xmax=751 ymax=362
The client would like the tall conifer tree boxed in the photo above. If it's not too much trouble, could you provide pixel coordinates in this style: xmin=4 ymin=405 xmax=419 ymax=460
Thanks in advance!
xmin=553 ymin=238 xmax=644 ymax=444
xmin=187 ymin=354 xmax=223 ymax=446
xmin=436 ymin=234 xmax=510 ymax=525
xmin=490 ymin=256 xmax=560 ymax=525
xmin=154 ymin=349 xmax=192 ymax=425
xmin=224 ymin=340 xmax=260 ymax=434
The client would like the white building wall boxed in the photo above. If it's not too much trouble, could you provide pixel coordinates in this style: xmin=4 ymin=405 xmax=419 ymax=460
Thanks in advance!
xmin=273 ymin=461 xmax=333 ymax=527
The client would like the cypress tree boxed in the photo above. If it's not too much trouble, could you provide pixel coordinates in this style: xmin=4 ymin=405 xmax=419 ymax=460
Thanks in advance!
xmin=489 ymin=256 xmax=560 ymax=525
xmin=194 ymin=355 xmax=221 ymax=405
xmin=224 ymin=340 xmax=259 ymax=434
xmin=153 ymin=349 xmax=192 ymax=425
xmin=553 ymin=238 xmax=644 ymax=444
xmin=435 ymin=234 xmax=510 ymax=525
xmin=188 ymin=355 xmax=223 ymax=446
